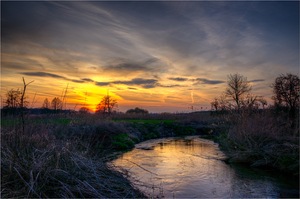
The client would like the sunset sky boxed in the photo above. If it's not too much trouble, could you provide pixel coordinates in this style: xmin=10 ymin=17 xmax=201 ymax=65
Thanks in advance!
xmin=1 ymin=1 xmax=299 ymax=113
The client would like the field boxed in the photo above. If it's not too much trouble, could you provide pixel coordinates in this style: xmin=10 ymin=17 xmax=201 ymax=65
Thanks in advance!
xmin=1 ymin=110 xmax=299 ymax=198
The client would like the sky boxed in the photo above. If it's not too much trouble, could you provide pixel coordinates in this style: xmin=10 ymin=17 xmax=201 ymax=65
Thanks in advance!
xmin=1 ymin=1 xmax=299 ymax=113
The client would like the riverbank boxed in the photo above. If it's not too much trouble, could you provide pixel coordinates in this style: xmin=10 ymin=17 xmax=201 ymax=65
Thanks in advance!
xmin=213 ymin=111 xmax=299 ymax=178
xmin=1 ymin=112 xmax=214 ymax=198
xmin=1 ymin=111 xmax=299 ymax=197
xmin=1 ymin=114 xmax=146 ymax=198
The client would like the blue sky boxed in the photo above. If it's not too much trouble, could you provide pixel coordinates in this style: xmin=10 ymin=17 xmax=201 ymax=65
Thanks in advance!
xmin=1 ymin=1 xmax=299 ymax=112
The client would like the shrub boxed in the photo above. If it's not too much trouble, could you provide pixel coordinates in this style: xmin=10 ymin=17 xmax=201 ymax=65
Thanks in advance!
xmin=112 ymin=133 xmax=135 ymax=150
xmin=220 ymin=111 xmax=299 ymax=175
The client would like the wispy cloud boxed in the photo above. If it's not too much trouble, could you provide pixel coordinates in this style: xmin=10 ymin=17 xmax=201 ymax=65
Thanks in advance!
xmin=21 ymin=72 xmax=67 ymax=79
xmin=20 ymin=72 xmax=95 ymax=84
xmin=168 ymin=76 xmax=225 ymax=85
xmin=157 ymin=83 xmax=186 ymax=88
xmin=81 ymin=78 xmax=95 ymax=82
xmin=102 ymin=57 xmax=166 ymax=75
xmin=95 ymin=78 xmax=158 ymax=88
xmin=114 ymin=78 xmax=158 ymax=88
xmin=94 ymin=78 xmax=187 ymax=89
xmin=193 ymin=78 xmax=225 ymax=85
xmin=168 ymin=77 xmax=189 ymax=82
xmin=95 ymin=82 xmax=110 ymax=86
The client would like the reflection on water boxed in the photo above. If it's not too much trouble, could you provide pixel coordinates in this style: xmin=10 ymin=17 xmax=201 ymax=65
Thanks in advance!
xmin=111 ymin=136 xmax=298 ymax=198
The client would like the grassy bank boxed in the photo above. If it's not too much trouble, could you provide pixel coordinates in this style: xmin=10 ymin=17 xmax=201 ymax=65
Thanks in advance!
xmin=1 ymin=112 xmax=214 ymax=198
xmin=214 ymin=110 xmax=299 ymax=177
xmin=1 ymin=111 xmax=298 ymax=198
xmin=1 ymin=114 xmax=145 ymax=198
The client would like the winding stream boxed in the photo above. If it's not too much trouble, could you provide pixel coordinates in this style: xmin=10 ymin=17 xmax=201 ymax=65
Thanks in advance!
xmin=111 ymin=136 xmax=299 ymax=198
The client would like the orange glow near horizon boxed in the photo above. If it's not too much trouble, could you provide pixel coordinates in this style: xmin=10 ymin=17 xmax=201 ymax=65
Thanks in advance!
xmin=0 ymin=74 xmax=276 ymax=113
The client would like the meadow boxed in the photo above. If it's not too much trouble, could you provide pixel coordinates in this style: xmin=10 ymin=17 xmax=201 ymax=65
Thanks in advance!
xmin=1 ymin=109 xmax=299 ymax=198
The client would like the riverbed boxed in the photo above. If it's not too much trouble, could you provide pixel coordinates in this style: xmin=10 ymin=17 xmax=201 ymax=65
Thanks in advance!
xmin=111 ymin=136 xmax=299 ymax=198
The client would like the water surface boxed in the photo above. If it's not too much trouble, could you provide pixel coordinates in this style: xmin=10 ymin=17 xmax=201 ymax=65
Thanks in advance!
xmin=112 ymin=136 xmax=298 ymax=198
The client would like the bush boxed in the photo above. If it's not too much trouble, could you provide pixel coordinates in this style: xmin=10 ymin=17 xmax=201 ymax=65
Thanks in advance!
xmin=219 ymin=111 xmax=299 ymax=175
xmin=112 ymin=133 xmax=135 ymax=150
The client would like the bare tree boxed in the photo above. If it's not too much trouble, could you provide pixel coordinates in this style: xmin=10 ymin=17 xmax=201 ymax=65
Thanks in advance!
xmin=21 ymin=78 xmax=34 ymax=133
xmin=42 ymin=98 xmax=50 ymax=109
xmin=272 ymin=73 xmax=300 ymax=118
xmin=4 ymin=89 xmax=22 ymax=108
xmin=242 ymin=94 xmax=267 ymax=110
xmin=211 ymin=98 xmax=219 ymax=111
xmin=225 ymin=73 xmax=252 ymax=110
xmin=51 ymin=97 xmax=63 ymax=110
xmin=210 ymin=94 xmax=232 ymax=113
xmin=20 ymin=77 xmax=34 ymax=110
xmin=96 ymin=95 xmax=117 ymax=115
xmin=4 ymin=78 xmax=33 ymax=110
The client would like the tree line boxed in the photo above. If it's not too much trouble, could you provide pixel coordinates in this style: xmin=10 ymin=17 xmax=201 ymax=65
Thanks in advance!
xmin=2 ymin=73 xmax=299 ymax=118
xmin=3 ymin=93 xmax=64 ymax=111
xmin=211 ymin=73 xmax=299 ymax=122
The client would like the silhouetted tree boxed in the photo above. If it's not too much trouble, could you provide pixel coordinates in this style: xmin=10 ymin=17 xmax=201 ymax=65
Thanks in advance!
xmin=272 ymin=73 xmax=300 ymax=119
xmin=4 ymin=89 xmax=22 ymax=108
xmin=20 ymin=77 xmax=34 ymax=110
xmin=241 ymin=94 xmax=267 ymax=110
xmin=225 ymin=73 xmax=252 ymax=110
xmin=211 ymin=98 xmax=219 ymax=111
xmin=210 ymin=94 xmax=232 ymax=115
xmin=20 ymin=77 xmax=34 ymax=133
xmin=95 ymin=95 xmax=117 ymax=115
xmin=4 ymin=78 xmax=33 ymax=109
xmin=42 ymin=98 xmax=50 ymax=109
xmin=126 ymin=107 xmax=149 ymax=114
xmin=51 ymin=97 xmax=63 ymax=110
xmin=212 ymin=74 xmax=266 ymax=114
xmin=79 ymin=107 xmax=90 ymax=114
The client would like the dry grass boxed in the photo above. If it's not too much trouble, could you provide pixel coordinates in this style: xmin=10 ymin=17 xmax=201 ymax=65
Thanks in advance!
xmin=2 ymin=110 xmax=298 ymax=198
xmin=1 ymin=115 xmax=145 ymax=198
xmin=219 ymin=110 xmax=299 ymax=175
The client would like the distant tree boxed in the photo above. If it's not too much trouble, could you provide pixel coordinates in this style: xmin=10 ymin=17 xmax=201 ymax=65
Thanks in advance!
xmin=4 ymin=89 xmax=22 ymax=108
xmin=211 ymin=98 xmax=219 ymax=111
xmin=210 ymin=94 xmax=232 ymax=114
xmin=126 ymin=107 xmax=149 ymax=114
xmin=42 ymin=98 xmax=50 ymax=109
xmin=225 ymin=73 xmax=252 ymax=110
xmin=95 ymin=95 xmax=117 ymax=115
xmin=51 ymin=97 xmax=63 ymax=110
xmin=272 ymin=73 xmax=300 ymax=119
xmin=79 ymin=107 xmax=90 ymax=114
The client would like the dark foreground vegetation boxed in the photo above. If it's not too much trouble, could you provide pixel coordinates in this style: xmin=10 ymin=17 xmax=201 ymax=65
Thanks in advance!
xmin=1 ymin=114 xmax=147 ymax=198
xmin=1 ymin=109 xmax=299 ymax=198
xmin=215 ymin=110 xmax=299 ymax=175
xmin=0 ymin=110 xmax=218 ymax=198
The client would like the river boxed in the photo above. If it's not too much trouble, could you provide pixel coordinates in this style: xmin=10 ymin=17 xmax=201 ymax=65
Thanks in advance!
xmin=111 ymin=136 xmax=299 ymax=198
